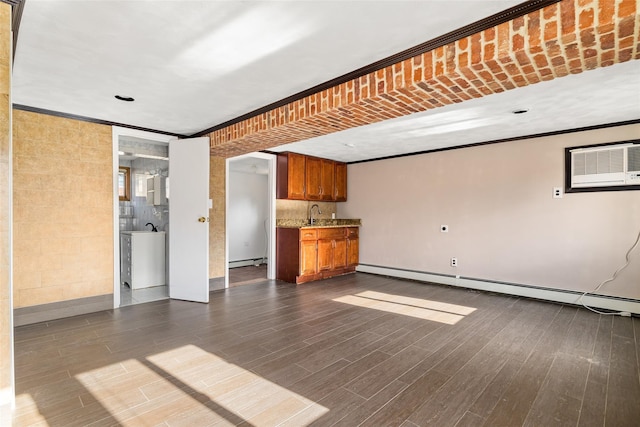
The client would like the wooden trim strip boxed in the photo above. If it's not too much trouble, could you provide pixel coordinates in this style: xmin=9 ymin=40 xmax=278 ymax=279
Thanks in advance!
xmin=1 ymin=0 xmax=23 ymax=7
xmin=192 ymin=0 xmax=561 ymax=137
xmin=12 ymin=103 xmax=188 ymax=138
xmin=347 ymin=120 xmax=640 ymax=165
xmin=10 ymin=0 xmax=24 ymax=62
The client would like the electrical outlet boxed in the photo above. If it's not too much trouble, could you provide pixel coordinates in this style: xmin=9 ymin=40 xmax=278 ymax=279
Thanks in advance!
xmin=553 ymin=187 xmax=563 ymax=198
xmin=451 ymin=257 xmax=457 ymax=267
xmin=441 ymin=225 xmax=449 ymax=233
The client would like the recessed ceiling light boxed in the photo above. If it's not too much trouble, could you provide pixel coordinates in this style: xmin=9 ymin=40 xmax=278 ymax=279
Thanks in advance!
xmin=115 ymin=95 xmax=135 ymax=102
xmin=512 ymin=109 xmax=529 ymax=114
xmin=344 ymin=143 xmax=356 ymax=148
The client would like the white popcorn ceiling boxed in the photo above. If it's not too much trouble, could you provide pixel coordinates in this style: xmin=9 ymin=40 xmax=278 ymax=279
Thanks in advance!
xmin=12 ymin=1 xmax=640 ymax=163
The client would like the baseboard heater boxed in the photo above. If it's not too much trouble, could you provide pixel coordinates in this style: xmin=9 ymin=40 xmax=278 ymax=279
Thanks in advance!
xmin=356 ymin=264 xmax=640 ymax=315
xmin=229 ymin=258 xmax=267 ymax=269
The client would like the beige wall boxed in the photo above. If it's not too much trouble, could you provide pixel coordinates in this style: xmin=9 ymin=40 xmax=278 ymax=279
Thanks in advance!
xmin=340 ymin=124 xmax=640 ymax=300
xmin=12 ymin=110 xmax=113 ymax=308
xmin=0 ymin=2 xmax=13 ymax=420
xmin=209 ymin=156 xmax=225 ymax=278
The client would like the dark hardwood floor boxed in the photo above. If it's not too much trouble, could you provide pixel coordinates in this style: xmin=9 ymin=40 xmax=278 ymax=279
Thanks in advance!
xmin=12 ymin=273 xmax=640 ymax=426
xmin=209 ymin=265 xmax=269 ymax=292
xmin=229 ymin=265 xmax=268 ymax=287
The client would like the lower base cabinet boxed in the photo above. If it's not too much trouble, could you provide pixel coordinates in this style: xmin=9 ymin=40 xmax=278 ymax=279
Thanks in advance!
xmin=277 ymin=227 xmax=359 ymax=284
xmin=120 ymin=231 xmax=166 ymax=289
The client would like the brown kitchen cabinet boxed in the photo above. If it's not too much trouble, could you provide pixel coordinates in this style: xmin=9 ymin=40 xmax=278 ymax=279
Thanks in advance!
xmin=305 ymin=156 xmax=322 ymax=200
xmin=305 ymin=157 xmax=335 ymax=201
xmin=320 ymin=159 xmax=335 ymax=201
xmin=276 ymin=152 xmax=306 ymax=200
xmin=317 ymin=228 xmax=347 ymax=271
xmin=299 ymin=229 xmax=318 ymax=276
xmin=276 ymin=226 xmax=358 ymax=284
xmin=334 ymin=162 xmax=347 ymax=202
xmin=346 ymin=227 xmax=359 ymax=267
xmin=277 ymin=152 xmax=346 ymax=201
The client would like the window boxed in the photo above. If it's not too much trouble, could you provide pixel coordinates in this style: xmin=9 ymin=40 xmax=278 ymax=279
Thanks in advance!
xmin=118 ymin=167 xmax=131 ymax=201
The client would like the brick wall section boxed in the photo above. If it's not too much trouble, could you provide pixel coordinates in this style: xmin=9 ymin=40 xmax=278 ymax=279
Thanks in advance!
xmin=208 ymin=0 xmax=639 ymax=158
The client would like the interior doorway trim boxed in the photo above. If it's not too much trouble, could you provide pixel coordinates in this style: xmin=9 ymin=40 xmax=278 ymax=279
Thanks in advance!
xmin=225 ymin=152 xmax=277 ymax=289
xmin=111 ymin=126 xmax=176 ymax=308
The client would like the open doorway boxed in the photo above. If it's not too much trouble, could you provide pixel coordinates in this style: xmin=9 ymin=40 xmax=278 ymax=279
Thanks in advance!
xmin=225 ymin=153 xmax=276 ymax=288
xmin=112 ymin=127 xmax=175 ymax=308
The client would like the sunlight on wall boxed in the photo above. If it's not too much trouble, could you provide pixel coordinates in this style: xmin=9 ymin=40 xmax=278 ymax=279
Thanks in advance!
xmin=175 ymin=5 xmax=312 ymax=78
xmin=333 ymin=291 xmax=476 ymax=325
xmin=67 ymin=345 xmax=328 ymax=425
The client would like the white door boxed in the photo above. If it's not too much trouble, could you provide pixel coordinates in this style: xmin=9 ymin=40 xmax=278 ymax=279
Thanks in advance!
xmin=169 ymin=137 xmax=210 ymax=303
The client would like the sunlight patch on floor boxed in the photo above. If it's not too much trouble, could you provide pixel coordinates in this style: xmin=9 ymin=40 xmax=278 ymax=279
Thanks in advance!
xmin=72 ymin=345 xmax=328 ymax=425
xmin=358 ymin=291 xmax=477 ymax=315
xmin=333 ymin=291 xmax=476 ymax=325
xmin=13 ymin=394 xmax=45 ymax=425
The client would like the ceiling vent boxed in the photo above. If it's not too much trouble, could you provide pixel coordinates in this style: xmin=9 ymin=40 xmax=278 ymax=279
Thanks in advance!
xmin=569 ymin=142 xmax=640 ymax=189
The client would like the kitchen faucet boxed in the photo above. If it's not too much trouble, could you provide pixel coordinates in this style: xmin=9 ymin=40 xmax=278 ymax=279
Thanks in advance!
xmin=309 ymin=204 xmax=322 ymax=225
xmin=145 ymin=222 xmax=158 ymax=232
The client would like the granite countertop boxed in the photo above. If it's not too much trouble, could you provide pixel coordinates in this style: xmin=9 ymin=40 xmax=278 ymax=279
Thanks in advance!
xmin=277 ymin=218 xmax=362 ymax=228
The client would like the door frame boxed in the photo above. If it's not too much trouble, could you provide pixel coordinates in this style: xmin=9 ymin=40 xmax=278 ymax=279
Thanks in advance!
xmin=225 ymin=152 xmax=277 ymax=288
xmin=111 ymin=126 xmax=176 ymax=308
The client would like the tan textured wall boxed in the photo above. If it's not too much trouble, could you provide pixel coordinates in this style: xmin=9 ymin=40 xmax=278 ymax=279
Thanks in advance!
xmin=0 ymin=3 xmax=13 ymax=421
xmin=12 ymin=110 xmax=113 ymax=308
xmin=209 ymin=156 xmax=225 ymax=278
xmin=341 ymin=123 xmax=640 ymax=300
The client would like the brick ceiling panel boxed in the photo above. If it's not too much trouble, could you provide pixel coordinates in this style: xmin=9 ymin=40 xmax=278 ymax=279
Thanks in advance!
xmin=209 ymin=0 xmax=639 ymax=159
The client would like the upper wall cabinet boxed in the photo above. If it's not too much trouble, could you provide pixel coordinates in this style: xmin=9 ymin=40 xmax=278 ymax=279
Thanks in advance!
xmin=277 ymin=152 xmax=347 ymax=201
xmin=334 ymin=163 xmax=347 ymax=202
xmin=146 ymin=175 xmax=167 ymax=206
xmin=305 ymin=157 xmax=335 ymax=201
xmin=277 ymin=152 xmax=306 ymax=200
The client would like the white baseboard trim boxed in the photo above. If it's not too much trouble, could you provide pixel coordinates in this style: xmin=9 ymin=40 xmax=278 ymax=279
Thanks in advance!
xmin=229 ymin=258 xmax=266 ymax=269
xmin=356 ymin=264 xmax=640 ymax=315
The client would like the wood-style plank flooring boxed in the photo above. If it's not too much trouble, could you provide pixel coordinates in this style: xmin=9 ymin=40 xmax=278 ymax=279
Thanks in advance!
xmin=229 ymin=265 xmax=268 ymax=288
xmin=12 ymin=273 xmax=640 ymax=426
xmin=209 ymin=265 xmax=268 ymax=292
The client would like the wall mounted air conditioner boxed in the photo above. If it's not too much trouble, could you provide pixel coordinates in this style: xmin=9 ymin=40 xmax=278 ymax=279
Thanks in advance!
xmin=568 ymin=142 xmax=640 ymax=191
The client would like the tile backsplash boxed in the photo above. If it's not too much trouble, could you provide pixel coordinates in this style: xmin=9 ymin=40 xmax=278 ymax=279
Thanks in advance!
xmin=276 ymin=199 xmax=337 ymax=220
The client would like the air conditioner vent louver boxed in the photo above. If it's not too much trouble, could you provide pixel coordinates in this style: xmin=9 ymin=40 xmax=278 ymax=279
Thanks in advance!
xmin=572 ymin=149 xmax=624 ymax=176
xmin=628 ymin=145 xmax=640 ymax=172
xmin=570 ymin=143 xmax=639 ymax=189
